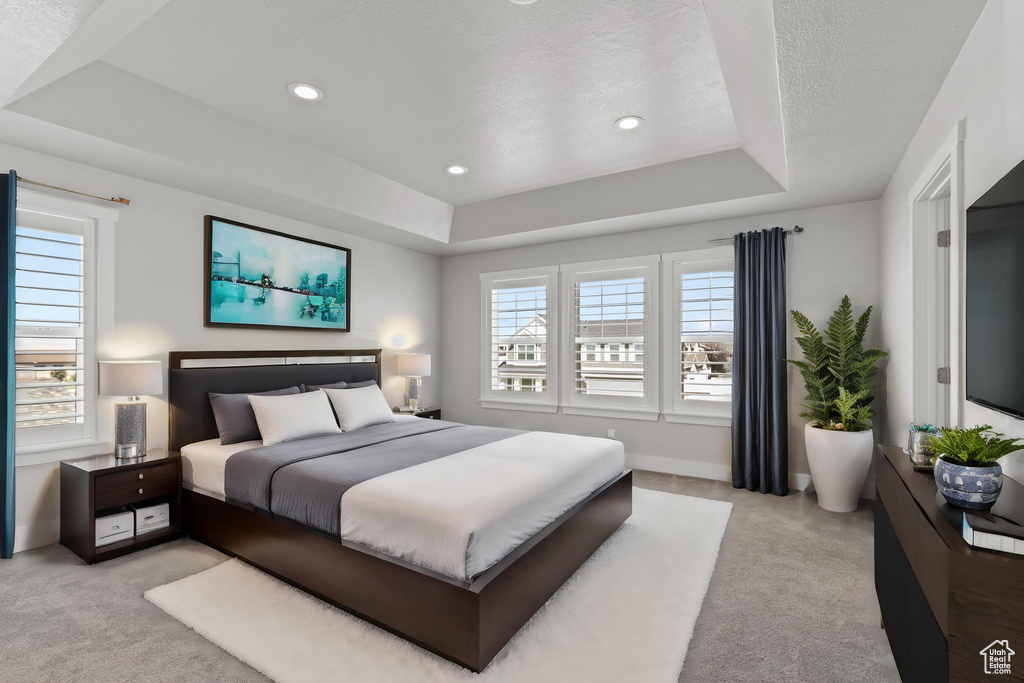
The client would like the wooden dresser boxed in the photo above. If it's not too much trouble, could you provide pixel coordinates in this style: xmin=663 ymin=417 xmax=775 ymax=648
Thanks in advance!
xmin=875 ymin=445 xmax=1024 ymax=682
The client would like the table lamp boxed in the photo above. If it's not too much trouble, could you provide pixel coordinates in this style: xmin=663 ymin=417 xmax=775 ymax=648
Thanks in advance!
xmin=98 ymin=360 xmax=163 ymax=458
xmin=396 ymin=353 xmax=431 ymax=411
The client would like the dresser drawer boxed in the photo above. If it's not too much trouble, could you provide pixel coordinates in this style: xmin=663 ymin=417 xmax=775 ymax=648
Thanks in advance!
xmin=94 ymin=462 xmax=178 ymax=509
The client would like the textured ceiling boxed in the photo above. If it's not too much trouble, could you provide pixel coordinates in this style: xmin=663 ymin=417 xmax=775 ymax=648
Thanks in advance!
xmin=773 ymin=0 xmax=986 ymax=199
xmin=0 ymin=0 xmax=989 ymax=254
xmin=0 ymin=0 xmax=103 ymax=102
xmin=101 ymin=0 xmax=740 ymax=205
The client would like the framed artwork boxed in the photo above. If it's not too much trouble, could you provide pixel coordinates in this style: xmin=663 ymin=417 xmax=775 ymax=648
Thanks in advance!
xmin=204 ymin=216 xmax=351 ymax=331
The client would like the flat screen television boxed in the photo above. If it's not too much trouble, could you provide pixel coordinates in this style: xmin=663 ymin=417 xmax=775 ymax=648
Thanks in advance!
xmin=966 ymin=158 xmax=1024 ymax=419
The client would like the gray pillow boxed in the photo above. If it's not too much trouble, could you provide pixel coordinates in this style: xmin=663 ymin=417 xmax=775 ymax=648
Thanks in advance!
xmin=209 ymin=386 xmax=301 ymax=444
xmin=302 ymin=379 xmax=377 ymax=392
xmin=301 ymin=380 xmax=348 ymax=392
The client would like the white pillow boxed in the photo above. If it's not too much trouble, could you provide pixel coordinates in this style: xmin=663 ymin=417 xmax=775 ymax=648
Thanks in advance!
xmin=323 ymin=385 xmax=396 ymax=432
xmin=248 ymin=390 xmax=341 ymax=446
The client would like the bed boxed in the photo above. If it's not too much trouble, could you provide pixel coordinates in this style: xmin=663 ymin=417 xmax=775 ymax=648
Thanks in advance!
xmin=169 ymin=349 xmax=632 ymax=672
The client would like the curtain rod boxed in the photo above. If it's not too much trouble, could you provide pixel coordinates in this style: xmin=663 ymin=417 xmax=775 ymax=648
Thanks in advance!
xmin=709 ymin=225 xmax=803 ymax=244
xmin=16 ymin=176 xmax=131 ymax=206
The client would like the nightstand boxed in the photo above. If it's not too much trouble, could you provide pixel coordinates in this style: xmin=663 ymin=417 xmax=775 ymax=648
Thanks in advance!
xmin=413 ymin=408 xmax=441 ymax=420
xmin=60 ymin=450 xmax=182 ymax=564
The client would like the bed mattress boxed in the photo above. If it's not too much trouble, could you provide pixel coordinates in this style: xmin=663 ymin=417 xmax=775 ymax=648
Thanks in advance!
xmin=181 ymin=438 xmax=261 ymax=497
xmin=182 ymin=420 xmax=624 ymax=581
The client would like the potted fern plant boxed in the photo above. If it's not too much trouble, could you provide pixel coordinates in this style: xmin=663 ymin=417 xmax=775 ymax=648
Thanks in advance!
xmin=930 ymin=425 xmax=1022 ymax=509
xmin=787 ymin=296 xmax=887 ymax=512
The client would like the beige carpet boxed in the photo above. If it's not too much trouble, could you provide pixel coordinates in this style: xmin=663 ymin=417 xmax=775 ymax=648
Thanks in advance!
xmin=145 ymin=488 xmax=731 ymax=683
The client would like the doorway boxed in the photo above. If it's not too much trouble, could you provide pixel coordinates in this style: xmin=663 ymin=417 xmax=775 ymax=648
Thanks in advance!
xmin=910 ymin=123 xmax=964 ymax=429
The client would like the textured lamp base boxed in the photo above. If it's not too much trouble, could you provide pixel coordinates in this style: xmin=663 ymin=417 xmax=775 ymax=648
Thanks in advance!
xmin=115 ymin=401 xmax=147 ymax=457
xmin=406 ymin=377 xmax=422 ymax=410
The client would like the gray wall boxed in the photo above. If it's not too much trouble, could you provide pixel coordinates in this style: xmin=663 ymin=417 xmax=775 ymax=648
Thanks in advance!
xmin=441 ymin=200 xmax=881 ymax=485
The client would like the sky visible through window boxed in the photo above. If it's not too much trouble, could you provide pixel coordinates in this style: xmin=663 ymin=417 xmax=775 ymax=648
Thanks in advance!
xmin=681 ymin=271 xmax=733 ymax=335
xmin=494 ymin=285 xmax=546 ymax=337
xmin=493 ymin=277 xmax=650 ymax=338
xmin=15 ymin=227 xmax=84 ymax=325
xmin=576 ymin=276 xmax=644 ymax=322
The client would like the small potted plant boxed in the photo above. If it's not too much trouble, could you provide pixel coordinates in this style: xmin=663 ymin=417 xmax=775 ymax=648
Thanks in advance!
xmin=929 ymin=425 xmax=1023 ymax=509
xmin=787 ymin=296 xmax=887 ymax=512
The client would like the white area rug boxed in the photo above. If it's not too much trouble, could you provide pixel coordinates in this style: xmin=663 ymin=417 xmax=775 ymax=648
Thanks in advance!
xmin=145 ymin=488 xmax=731 ymax=683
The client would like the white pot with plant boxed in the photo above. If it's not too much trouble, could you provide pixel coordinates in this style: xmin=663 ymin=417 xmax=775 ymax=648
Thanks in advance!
xmin=787 ymin=296 xmax=888 ymax=512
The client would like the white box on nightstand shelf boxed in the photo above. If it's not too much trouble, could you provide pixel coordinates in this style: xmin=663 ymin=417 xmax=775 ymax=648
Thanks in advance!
xmin=96 ymin=510 xmax=134 ymax=547
xmin=132 ymin=502 xmax=170 ymax=535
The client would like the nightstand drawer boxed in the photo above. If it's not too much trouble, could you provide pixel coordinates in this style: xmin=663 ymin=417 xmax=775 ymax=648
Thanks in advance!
xmin=94 ymin=462 xmax=178 ymax=509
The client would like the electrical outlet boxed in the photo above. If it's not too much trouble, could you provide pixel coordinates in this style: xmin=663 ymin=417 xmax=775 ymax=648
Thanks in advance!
xmin=607 ymin=428 xmax=616 ymax=439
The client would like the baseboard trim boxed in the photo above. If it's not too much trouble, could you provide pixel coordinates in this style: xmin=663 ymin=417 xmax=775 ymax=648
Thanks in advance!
xmin=626 ymin=454 xmax=814 ymax=492
xmin=790 ymin=473 xmax=812 ymax=491
xmin=626 ymin=454 xmax=811 ymax=491
xmin=14 ymin=518 xmax=60 ymax=554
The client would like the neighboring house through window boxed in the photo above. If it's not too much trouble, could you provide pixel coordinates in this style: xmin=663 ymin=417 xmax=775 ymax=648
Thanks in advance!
xmin=563 ymin=256 xmax=660 ymax=419
xmin=479 ymin=266 xmax=559 ymax=412
xmin=480 ymin=249 xmax=731 ymax=426
xmin=662 ymin=247 xmax=734 ymax=426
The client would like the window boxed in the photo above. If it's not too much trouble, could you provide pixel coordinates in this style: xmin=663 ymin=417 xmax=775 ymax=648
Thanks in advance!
xmin=16 ymin=224 xmax=86 ymax=436
xmin=480 ymin=251 xmax=732 ymax=424
xmin=563 ymin=256 xmax=659 ymax=419
xmin=662 ymin=247 xmax=734 ymax=426
xmin=480 ymin=267 xmax=559 ymax=412
xmin=14 ymin=192 xmax=116 ymax=454
xmin=516 ymin=344 xmax=537 ymax=362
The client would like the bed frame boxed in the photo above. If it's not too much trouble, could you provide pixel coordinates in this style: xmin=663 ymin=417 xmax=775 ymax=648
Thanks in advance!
xmin=168 ymin=349 xmax=632 ymax=672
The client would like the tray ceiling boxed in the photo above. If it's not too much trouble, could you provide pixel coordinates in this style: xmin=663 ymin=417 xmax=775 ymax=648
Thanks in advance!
xmin=0 ymin=0 xmax=987 ymax=254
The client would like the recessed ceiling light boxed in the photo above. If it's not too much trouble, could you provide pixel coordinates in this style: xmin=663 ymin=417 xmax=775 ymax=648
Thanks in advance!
xmin=288 ymin=82 xmax=324 ymax=101
xmin=445 ymin=165 xmax=469 ymax=175
xmin=615 ymin=115 xmax=643 ymax=130
xmin=509 ymin=0 xmax=539 ymax=4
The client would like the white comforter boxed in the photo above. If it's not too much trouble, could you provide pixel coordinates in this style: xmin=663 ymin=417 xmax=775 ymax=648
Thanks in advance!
xmin=339 ymin=431 xmax=625 ymax=581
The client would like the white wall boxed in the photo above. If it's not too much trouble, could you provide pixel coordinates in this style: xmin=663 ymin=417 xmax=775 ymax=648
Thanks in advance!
xmin=879 ymin=0 xmax=1024 ymax=480
xmin=4 ymin=142 xmax=442 ymax=552
xmin=441 ymin=200 xmax=881 ymax=486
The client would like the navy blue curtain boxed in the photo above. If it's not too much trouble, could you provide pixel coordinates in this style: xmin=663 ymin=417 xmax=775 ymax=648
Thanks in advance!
xmin=732 ymin=227 xmax=789 ymax=496
xmin=1 ymin=171 xmax=15 ymax=558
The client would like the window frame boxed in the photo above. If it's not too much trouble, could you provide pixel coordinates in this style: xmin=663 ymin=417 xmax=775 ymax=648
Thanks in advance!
xmin=562 ymin=255 xmax=660 ymax=420
xmin=661 ymin=247 xmax=735 ymax=427
xmin=14 ymin=190 xmax=117 ymax=462
xmin=479 ymin=266 xmax=559 ymax=413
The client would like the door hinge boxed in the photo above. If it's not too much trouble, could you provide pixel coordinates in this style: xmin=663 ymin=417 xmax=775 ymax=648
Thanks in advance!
xmin=937 ymin=230 xmax=951 ymax=248
xmin=937 ymin=367 xmax=951 ymax=385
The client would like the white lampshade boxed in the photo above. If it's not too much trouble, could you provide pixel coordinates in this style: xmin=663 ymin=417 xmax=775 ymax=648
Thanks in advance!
xmin=98 ymin=360 xmax=163 ymax=397
xmin=396 ymin=353 xmax=431 ymax=378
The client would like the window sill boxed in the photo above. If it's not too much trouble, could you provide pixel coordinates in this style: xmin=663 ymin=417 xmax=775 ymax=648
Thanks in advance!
xmin=561 ymin=406 xmax=660 ymax=421
xmin=15 ymin=440 xmax=112 ymax=468
xmin=663 ymin=412 xmax=732 ymax=428
xmin=479 ymin=399 xmax=559 ymax=414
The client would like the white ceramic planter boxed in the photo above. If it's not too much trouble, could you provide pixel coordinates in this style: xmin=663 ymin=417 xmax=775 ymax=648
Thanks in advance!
xmin=804 ymin=423 xmax=874 ymax=512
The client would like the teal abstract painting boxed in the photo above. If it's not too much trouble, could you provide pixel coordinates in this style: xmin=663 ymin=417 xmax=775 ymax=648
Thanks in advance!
xmin=204 ymin=216 xmax=351 ymax=331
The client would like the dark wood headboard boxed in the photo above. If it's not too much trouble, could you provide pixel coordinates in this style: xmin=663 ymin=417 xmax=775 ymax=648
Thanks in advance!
xmin=167 ymin=349 xmax=382 ymax=451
